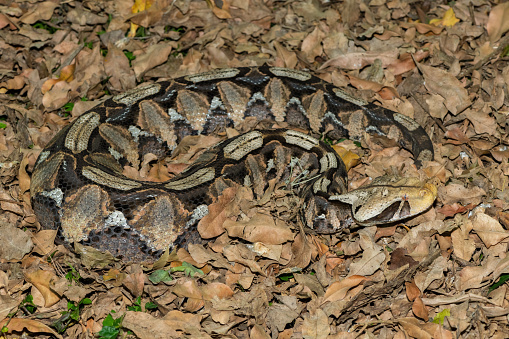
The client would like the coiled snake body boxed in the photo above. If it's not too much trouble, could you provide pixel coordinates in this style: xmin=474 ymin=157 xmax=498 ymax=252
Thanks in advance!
xmin=31 ymin=66 xmax=436 ymax=262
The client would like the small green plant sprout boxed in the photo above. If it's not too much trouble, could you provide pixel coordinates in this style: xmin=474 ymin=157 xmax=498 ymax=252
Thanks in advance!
xmin=97 ymin=311 xmax=125 ymax=339
xmin=65 ymin=264 xmax=81 ymax=284
xmin=127 ymin=296 xmax=158 ymax=312
xmin=53 ymin=298 xmax=92 ymax=333
xmin=21 ymin=294 xmax=37 ymax=314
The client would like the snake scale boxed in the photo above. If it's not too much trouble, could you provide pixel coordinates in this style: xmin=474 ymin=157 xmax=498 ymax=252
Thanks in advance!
xmin=30 ymin=66 xmax=436 ymax=262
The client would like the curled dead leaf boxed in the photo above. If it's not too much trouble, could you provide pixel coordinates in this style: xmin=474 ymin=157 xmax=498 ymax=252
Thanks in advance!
xmin=323 ymin=275 xmax=369 ymax=303
xmin=0 ymin=318 xmax=61 ymax=338
xmin=224 ymin=213 xmax=294 ymax=245
xmin=198 ymin=186 xmax=237 ymax=239
xmin=24 ymin=270 xmax=60 ymax=308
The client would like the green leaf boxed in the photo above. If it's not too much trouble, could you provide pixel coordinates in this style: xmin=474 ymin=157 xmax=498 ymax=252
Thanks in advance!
xmin=102 ymin=314 xmax=115 ymax=327
xmin=127 ymin=305 xmax=141 ymax=312
xmin=80 ymin=298 xmax=92 ymax=305
xmin=0 ymin=123 xmax=6 ymax=129
xmin=277 ymin=273 xmax=294 ymax=282
xmin=432 ymin=309 xmax=450 ymax=325
xmin=127 ymin=297 xmax=142 ymax=312
xmin=97 ymin=326 xmax=120 ymax=339
xmin=98 ymin=313 xmax=124 ymax=339
xmin=169 ymin=262 xmax=203 ymax=277
xmin=490 ymin=273 xmax=509 ymax=291
xmin=145 ymin=301 xmax=158 ymax=310
xmin=32 ymin=21 xmax=58 ymax=34
xmin=149 ymin=270 xmax=172 ymax=284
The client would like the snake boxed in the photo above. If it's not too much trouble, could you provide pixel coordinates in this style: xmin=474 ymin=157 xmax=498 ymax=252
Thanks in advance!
xmin=30 ymin=66 xmax=437 ymax=262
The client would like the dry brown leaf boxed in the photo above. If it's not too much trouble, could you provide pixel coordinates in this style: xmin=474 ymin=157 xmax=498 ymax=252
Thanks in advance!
xmin=487 ymin=2 xmax=509 ymax=43
xmin=412 ymin=296 xmax=428 ymax=320
xmin=347 ymin=75 xmax=383 ymax=92
xmin=103 ymin=269 xmax=126 ymax=284
xmin=122 ymin=311 xmax=180 ymax=338
xmin=465 ymin=108 xmax=499 ymax=136
xmin=0 ymin=295 xmax=21 ymax=320
xmin=472 ymin=212 xmax=509 ymax=247
xmin=397 ymin=317 xmax=432 ymax=339
xmin=378 ymin=86 xmax=399 ymax=100
xmin=389 ymin=247 xmax=418 ymax=270
xmin=31 ymin=230 xmax=57 ymax=256
xmin=200 ymin=282 xmax=234 ymax=300
xmin=348 ymin=246 xmax=385 ymax=277
xmin=323 ymin=275 xmax=369 ymax=303
xmin=0 ymin=13 xmax=15 ymax=30
xmin=301 ymin=308 xmax=330 ymax=339
xmin=172 ymin=279 xmax=203 ymax=300
xmin=320 ymin=51 xmax=399 ymax=70
xmin=163 ymin=310 xmax=202 ymax=334
xmin=301 ymin=27 xmax=324 ymax=63
xmin=123 ymin=270 xmax=145 ymax=297
xmin=451 ymin=224 xmax=476 ymax=262
xmin=209 ymin=0 xmax=232 ymax=19
xmin=332 ymin=145 xmax=360 ymax=171
xmin=41 ymin=81 xmax=71 ymax=111
xmin=413 ymin=22 xmax=444 ymax=35
xmin=266 ymin=303 xmax=300 ymax=332
xmin=436 ymin=203 xmax=474 ymax=217
xmin=0 ymin=221 xmax=33 ymax=260
xmin=248 ymin=242 xmax=282 ymax=261
xmin=414 ymin=255 xmax=448 ymax=292
xmin=286 ymin=232 xmax=312 ymax=268
xmin=223 ymin=244 xmax=265 ymax=275
xmin=387 ymin=50 xmax=429 ymax=76
xmin=24 ymin=270 xmax=60 ymax=307
xmin=133 ymin=43 xmax=173 ymax=79
xmin=105 ymin=43 xmax=136 ymax=92
xmin=5 ymin=75 xmax=25 ymax=90
xmin=224 ymin=213 xmax=294 ymax=245
xmin=456 ymin=265 xmax=485 ymax=291
xmin=444 ymin=127 xmax=470 ymax=145
xmin=250 ymin=324 xmax=271 ymax=339
xmin=19 ymin=2 xmax=59 ymax=24
xmin=130 ymin=0 xmax=165 ymax=28
xmin=198 ymin=186 xmax=237 ymax=238
xmin=405 ymin=281 xmax=421 ymax=301
xmin=0 ymin=318 xmax=61 ymax=338
xmin=74 ymin=243 xmax=118 ymax=269
xmin=438 ymin=184 xmax=485 ymax=206
xmin=416 ymin=63 xmax=470 ymax=115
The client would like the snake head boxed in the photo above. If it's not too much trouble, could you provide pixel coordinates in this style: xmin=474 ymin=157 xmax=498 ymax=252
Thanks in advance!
xmin=329 ymin=176 xmax=438 ymax=226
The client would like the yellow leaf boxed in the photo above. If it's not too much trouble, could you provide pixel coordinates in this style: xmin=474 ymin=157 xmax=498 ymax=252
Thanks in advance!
xmin=59 ymin=64 xmax=75 ymax=82
xmin=129 ymin=0 xmax=154 ymax=37
xmin=332 ymin=145 xmax=360 ymax=171
xmin=128 ymin=23 xmax=139 ymax=38
xmin=430 ymin=8 xmax=459 ymax=27
xmin=132 ymin=0 xmax=153 ymax=13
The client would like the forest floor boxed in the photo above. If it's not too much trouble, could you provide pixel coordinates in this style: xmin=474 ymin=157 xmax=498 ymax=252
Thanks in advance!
xmin=1 ymin=0 xmax=509 ymax=338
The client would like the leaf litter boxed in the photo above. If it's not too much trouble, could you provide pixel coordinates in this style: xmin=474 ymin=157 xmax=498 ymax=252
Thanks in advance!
xmin=0 ymin=0 xmax=509 ymax=337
